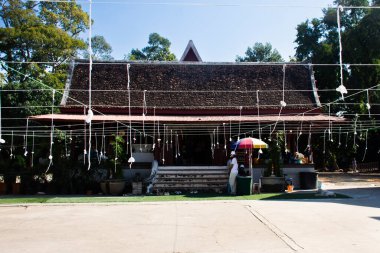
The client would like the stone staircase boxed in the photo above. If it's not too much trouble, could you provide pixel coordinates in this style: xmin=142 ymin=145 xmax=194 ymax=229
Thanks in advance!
xmin=152 ymin=166 xmax=229 ymax=193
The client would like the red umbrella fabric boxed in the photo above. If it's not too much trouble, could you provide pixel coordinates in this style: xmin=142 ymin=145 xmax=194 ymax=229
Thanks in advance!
xmin=235 ymin=137 xmax=268 ymax=149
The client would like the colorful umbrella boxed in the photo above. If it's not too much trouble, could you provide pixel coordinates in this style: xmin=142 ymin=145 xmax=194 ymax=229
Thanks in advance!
xmin=235 ymin=137 xmax=268 ymax=150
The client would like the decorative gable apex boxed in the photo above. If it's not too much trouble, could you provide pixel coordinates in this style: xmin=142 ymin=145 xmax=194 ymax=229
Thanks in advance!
xmin=180 ymin=40 xmax=202 ymax=62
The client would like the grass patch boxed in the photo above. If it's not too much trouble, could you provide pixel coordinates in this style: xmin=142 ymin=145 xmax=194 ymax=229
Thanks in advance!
xmin=0 ymin=192 xmax=350 ymax=205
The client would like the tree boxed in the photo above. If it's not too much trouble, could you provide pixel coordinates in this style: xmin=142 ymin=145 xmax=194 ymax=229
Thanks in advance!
xmin=0 ymin=0 xmax=89 ymax=80
xmin=236 ymin=42 xmax=283 ymax=62
xmin=0 ymin=0 xmax=90 ymax=117
xmin=83 ymin=35 xmax=113 ymax=61
xmin=127 ymin=33 xmax=176 ymax=61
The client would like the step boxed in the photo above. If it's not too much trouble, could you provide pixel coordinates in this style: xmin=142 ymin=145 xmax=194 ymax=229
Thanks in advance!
xmin=154 ymin=179 xmax=228 ymax=184
xmin=153 ymin=185 xmax=227 ymax=190
xmin=159 ymin=166 xmax=227 ymax=170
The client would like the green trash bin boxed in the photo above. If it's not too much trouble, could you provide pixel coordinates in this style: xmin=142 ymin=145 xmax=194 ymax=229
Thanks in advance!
xmin=236 ymin=176 xmax=252 ymax=195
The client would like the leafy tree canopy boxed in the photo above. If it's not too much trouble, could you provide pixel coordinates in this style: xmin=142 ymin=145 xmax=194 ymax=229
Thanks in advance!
xmin=0 ymin=0 xmax=90 ymax=118
xmin=294 ymin=0 xmax=380 ymax=105
xmin=236 ymin=42 xmax=283 ymax=62
xmin=127 ymin=33 xmax=176 ymax=61
xmin=83 ymin=35 xmax=114 ymax=61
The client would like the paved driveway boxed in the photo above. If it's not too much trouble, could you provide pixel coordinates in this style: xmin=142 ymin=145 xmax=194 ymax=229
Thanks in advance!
xmin=0 ymin=174 xmax=379 ymax=253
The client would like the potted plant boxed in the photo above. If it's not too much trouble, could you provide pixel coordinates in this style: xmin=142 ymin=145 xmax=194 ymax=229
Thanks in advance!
xmin=260 ymin=137 xmax=285 ymax=192
xmin=100 ymin=134 xmax=126 ymax=195
xmin=0 ymin=174 xmax=5 ymax=194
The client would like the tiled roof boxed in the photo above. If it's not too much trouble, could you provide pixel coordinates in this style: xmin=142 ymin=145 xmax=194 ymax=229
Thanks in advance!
xmin=62 ymin=61 xmax=320 ymax=113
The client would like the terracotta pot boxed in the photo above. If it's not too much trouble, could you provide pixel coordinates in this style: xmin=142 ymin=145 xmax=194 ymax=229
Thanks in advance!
xmin=100 ymin=180 xmax=125 ymax=195
xmin=12 ymin=183 xmax=21 ymax=195
xmin=0 ymin=183 xmax=6 ymax=195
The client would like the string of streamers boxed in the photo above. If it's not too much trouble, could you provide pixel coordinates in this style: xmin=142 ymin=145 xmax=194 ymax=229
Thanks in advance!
xmin=46 ymin=89 xmax=55 ymax=173
xmin=31 ymin=131 xmax=35 ymax=168
xmin=95 ymin=132 xmax=100 ymax=163
xmin=345 ymin=132 xmax=349 ymax=148
xmin=238 ymin=106 xmax=242 ymax=140
xmin=24 ymin=118 xmax=29 ymax=156
xmin=336 ymin=5 xmax=348 ymax=99
xmin=353 ymin=114 xmax=358 ymax=148
xmin=0 ymin=85 xmax=4 ymax=144
xmin=283 ymin=121 xmax=288 ymax=153
xmin=176 ymin=132 xmax=180 ymax=158
xmin=362 ymin=129 xmax=368 ymax=162
xmin=83 ymin=107 xmax=87 ymax=165
xmin=296 ymin=113 xmax=304 ymax=152
xmin=170 ymin=129 xmax=173 ymax=149
xmin=296 ymin=127 xmax=300 ymax=153
xmin=86 ymin=0 xmax=93 ymax=171
xmin=142 ymin=90 xmax=147 ymax=136
xmin=229 ymin=120 xmax=232 ymax=141
xmin=256 ymin=90 xmax=261 ymax=140
xmin=64 ymin=131 xmax=68 ymax=158
xmin=307 ymin=124 xmax=312 ymax=147
xmin=162 ymin=124 xmax=165 ymax=164
xmin=115 ymin=122 xmax=118 ymax=174
xmin=338 ymin=127 xmax=342 ymax=147
xmin=153 ymin=107 xmax=156 ymax=150
xmin=216 ymin=126 xmax=219 ymax=147
xmin=323 ymin=129 xmax=327 ymax=155
xmin=366 ymin=89 xmax=371 ymax=117
xmin=223 ymin=123 xmax=227 ymax=155
xmin=10 ymin=131 xmax=14 ymax=159
xmin=328 ymin=104 xmax=333 ymax=142
xmin=166 ymin=125 xmax=169 ymax=151
xmin=271 ymin=64 xmax=286 ymax=135
xmin=127 ymin=64 xmax=135 ymax=168
xmin=99 ymin=121 xmax=105 ymax=164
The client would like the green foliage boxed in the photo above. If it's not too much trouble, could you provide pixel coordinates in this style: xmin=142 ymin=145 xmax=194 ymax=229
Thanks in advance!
xmin=294 ymin=0 xmax=380 ymax=104
xmin=263 ymin=136 xmax=283 ymax=177
xmin=109 ymin=135 xmax=125 ymax=179
xmin=127 ymin=33 xmax=177 ymax=61
xmin=236 ymin=42 xmax=283 ymax=62
xmin=83 ymin=35 xmax=113 ymax=60
xmin=0 ymin=0 xmax=89 ymax=119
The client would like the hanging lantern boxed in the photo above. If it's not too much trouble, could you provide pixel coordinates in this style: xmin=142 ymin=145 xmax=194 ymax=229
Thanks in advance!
xmin=86 ymin=109 xmax=93 ymax=123
xmin=336 ymin=84 xmax=347 ymax=100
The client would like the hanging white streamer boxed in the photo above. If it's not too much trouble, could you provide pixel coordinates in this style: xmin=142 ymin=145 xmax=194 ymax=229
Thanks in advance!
xmin=362 ymin=129 xmax=368 ymax=162
xmin=0 ymin=85 xmax=4 ymax=144
xmin=366 ymin=89 xmax=371 ymax=117
xmin=46 ymin=89 xmax=55 ymax=173
xmin=238 ymin=106 xmax=242 ymax=140
xmin=10 ymin=130 xmax=14 ymax=159
xmin=127 ymin=64 xmax=135 ymax=168
xmin=142 ymin=90 xmax=147 ymax=136
xmin=256 ymin=90 xmax=261 ymax=140
xmin=31 ymin=131 xmax=35 ymax=168
xmin=336 ymin=5 xmax=348 ymax=100
xmin=87 ymin=0 xmax=93 ymax=171
xmin=24 ymin=118 xmax=29 ymax=156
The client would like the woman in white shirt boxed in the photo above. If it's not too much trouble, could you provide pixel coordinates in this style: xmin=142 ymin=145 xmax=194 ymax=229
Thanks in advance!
xmin=228 ymin=151 xmax=239 ymax=195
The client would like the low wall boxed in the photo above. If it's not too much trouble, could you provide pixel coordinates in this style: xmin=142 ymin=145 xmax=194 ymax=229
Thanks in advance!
xmin=251 ymin=164 xmax=316 ymax=189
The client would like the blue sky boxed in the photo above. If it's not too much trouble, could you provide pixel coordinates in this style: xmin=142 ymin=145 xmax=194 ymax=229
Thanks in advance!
xmin=84 ymin=0 xmax=334 ymax=62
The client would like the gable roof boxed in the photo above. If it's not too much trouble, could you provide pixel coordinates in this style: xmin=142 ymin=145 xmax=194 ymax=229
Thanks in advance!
xmin=61 ymin=61 xmax=321 ymax=115
xmin=180 ymin=40 xmax=202 ymax=62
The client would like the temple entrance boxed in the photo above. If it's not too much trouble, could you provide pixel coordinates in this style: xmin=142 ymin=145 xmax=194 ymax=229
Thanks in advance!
xmin=183 ymin=135 xmax=212 ymax=165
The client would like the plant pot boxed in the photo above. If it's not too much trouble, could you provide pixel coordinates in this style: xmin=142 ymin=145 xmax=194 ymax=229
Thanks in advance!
xmin=0 ymin=182 xmax=6 ymax=195
xmin=100 ymin=179 xmax=126 ymax=195
xmin=12 ymin=183 xmax=21 ymax=195
xmin=260 ymin=176 xmax=285 ymax=193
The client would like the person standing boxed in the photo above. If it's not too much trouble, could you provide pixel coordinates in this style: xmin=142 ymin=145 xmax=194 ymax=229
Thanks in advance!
xmin=228 ymin=151 xmax=239 ymax=195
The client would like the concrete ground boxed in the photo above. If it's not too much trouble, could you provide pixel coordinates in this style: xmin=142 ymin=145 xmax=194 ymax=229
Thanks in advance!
xmin=0 ymin=173 xmax=380 ymax=253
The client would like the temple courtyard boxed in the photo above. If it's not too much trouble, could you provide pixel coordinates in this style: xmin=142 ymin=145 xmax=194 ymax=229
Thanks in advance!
xmin=0 ymin=173 xmax=379 ymax=253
